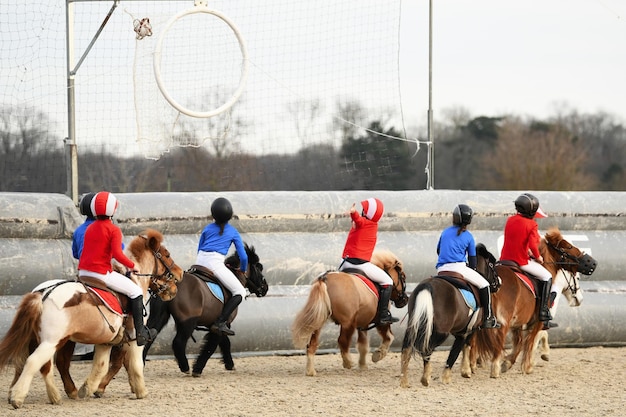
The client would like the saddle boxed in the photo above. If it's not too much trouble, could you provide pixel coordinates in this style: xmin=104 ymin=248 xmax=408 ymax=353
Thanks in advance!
xmin=186 ymin=265 xmax=232 ymax=301
xmin=434 ymin=272 xmax=481 ymax=308
xmin=339 ymin=267 xmax=380 ymax=297
xmin=77 ymin=276 xmax=128 ymax=316
xmin=495 ymin=261 xmax=539 ymax=297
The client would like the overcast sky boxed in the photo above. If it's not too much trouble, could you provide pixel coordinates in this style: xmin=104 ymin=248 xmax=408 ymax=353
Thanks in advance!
xmin=399 ymin=0 xmax=626 ymax=126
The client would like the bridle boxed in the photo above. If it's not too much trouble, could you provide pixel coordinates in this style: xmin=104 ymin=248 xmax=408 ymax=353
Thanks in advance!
xmin=388 ymin=260 xmax=408 ymax=308
xmin=543 ymin=239 xmax=597 ymax=298
xmin=545 ymin=239 xmax=597 ymax=276
xmin=134 ymin=237 xmax=180 ymax=298
xmin=229 ymin=261 xmax=267 ymax=297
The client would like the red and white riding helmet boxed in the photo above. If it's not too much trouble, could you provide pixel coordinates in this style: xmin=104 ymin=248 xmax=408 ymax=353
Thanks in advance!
xmin=361 ymin=197 xmax=384 ymax=222
xmin=91 ymin=191 xmax=119 ymax=217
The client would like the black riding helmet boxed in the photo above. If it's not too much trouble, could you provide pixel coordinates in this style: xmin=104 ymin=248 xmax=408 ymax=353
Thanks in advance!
xmin=515 ymin=193 xmax=540 ymax=218
xmin=452 ymin=204 xmax=473 ymax=226
xmin=211 ymin=197 xmax=233 ymax=224
xmin=78 ymin=192 xmax=96 ymax=219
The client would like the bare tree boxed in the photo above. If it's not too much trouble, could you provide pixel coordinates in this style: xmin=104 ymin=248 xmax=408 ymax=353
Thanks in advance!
xmin=479 ymin=118 xmax=596 ymax=190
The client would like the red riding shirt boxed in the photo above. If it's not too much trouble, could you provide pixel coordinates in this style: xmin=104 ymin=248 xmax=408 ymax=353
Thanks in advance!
xmin=341 ymin=211 xmax=378 ymax=261
xmin=500 ymin=213 xmax=541 ymax=266
xmin=78 ymin=219 xmax=134 ymax=274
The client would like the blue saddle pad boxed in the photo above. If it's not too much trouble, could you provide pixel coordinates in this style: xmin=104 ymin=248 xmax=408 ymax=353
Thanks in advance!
xmin=206 ymin=282 xmax=224 ymax=303
xmin=459 ymin=289 xmax=477 ymax=311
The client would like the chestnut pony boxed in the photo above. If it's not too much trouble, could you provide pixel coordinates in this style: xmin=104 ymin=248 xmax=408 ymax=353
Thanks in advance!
xmin=471 ymin=227 xmax=597 ymax=378
xmin=291 ymin=249 xmax=409 ymax=376
xmin=0 ymin=229 xmax=183 ymax=408
xmin=399 ymin=245 xmax=500 ymax=388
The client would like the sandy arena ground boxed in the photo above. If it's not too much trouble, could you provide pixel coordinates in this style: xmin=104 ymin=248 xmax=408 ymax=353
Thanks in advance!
xmin=0 ymin=346 xmax=624 ymax=416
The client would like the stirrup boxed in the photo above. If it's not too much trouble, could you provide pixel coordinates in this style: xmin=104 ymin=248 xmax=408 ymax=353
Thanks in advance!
xmin=136 ymin=328 xmax=157 ymax=346
xmin=210 ymin=321 xmax=235 ymax=336
xmin=542 ymin=321 xmax=558 ymax=330
xmin=480 ymin=317 xmax=501 ymax=329
xmin=377 ymin=312 xmax=399 ymax=325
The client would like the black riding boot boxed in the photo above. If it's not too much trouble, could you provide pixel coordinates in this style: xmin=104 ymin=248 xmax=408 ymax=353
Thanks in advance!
xmin=376 ymin=286 xmax=399 ymax=325
xmin=210 ymin=295 xmax=242 ymax=336
xmin=542 ymin=291 xmax=559 ymax=330
xmin=130 ymin=295 xmax=157 ymax=346
xmin=478 ymin=286 xmax=501 ymax=329
xmin=537 ymin=279 xmax=554 ymax=323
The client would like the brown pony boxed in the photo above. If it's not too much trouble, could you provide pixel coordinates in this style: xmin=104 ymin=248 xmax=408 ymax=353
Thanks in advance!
xmin=291 ymin=249 xmax=408 ymax=376
xmin=0 ymin=229 xmax=183 ymax=408
xmin=471 ymin=227 xmax=597 ymax=378
xmin=399 ymin=245 xmax=500 ymax=388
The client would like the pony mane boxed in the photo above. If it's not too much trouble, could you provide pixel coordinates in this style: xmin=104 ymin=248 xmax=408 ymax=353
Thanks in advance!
xmin=476 ymin=243 xmax=496 ymax=264
xmin=544 ymin=227 xmax=563 ymax=245
xmin=126 ymin=228 xmax=164 ymax=260
xmin=226 ymin=242 xmax=258 ymax=266
xmin=540 ymin=227 xmax=562 ymax=265
xmin=371 ymin=249 xmax=402 ymax=271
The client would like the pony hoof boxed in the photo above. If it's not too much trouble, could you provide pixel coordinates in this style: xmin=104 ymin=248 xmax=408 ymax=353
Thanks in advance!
xmin=93 ymin=391 xmax=104 ymax=398
xmin=372 ymin=350 xmax=385 ymax=363
xmin=78 ymin=385 xmax=90 ymax=399
xmin=192 ymin=372 xmax=202 ymax=378
xmin=11 ymin=400 xmax=22 ymax=409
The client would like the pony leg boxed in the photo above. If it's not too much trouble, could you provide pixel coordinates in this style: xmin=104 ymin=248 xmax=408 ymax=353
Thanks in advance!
xmin=56 ymin=341 xmax=78 ymax=399
xmin=219 ymin=335 xmax=235 ymax=370
xmin=172 ymin=323 xmax=195 ymax=374
xmin=124 ymin=344 xmax=148 ymax=399
xmin=520 ymin=326 xmax=542 ymax=375
xmin=421 ymin=357 xmax=432 ymax=387
xmin=442 ymin=336 xmax=465 ymax=384
xmin=10 ymin=342 xmax=57 ymax=409
xmin=95 ymin=344 xmax=127 ymax=398
xmin=40 ymin=359 xmax=62 ymax=405
xmin=338 ymin=325 xmax=356 ymax=370
xmin=460 ymin=343 xmax=472 ymax=378
xmin=78 ymin=345 xmax=113 ymax=399
xmin=536 ymin=330 xmax=550 ymax=361
xmin=356 ymin=330 xmax=369 ymax=369
xmin=192 ymin=332 xmax=221 ymax=377
xmin=502 ymin=329 xmax=523 ymax=373
xmin=372 ymin=324 xmax=394 ymax=363
xmin=305 ymin=330 xmax=321 ymax=376
xmin=399 ymin=346 xmax=412 ymax=388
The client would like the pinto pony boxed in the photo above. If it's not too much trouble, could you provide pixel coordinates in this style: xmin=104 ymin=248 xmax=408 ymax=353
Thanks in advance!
xmin=399 ymin=245 xmax=500 ymax=387
xmin=471 ymin=227 xmax=597 ymax=378
xmin=291 ymin=249 xmax=408 ymax=376
xmin=0 ymin=229 xmax=183 ymax=408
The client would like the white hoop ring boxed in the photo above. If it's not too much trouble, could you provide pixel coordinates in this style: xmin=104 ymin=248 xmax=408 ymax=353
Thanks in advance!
xmin=153 ymin=6 xmax=249 ymax=118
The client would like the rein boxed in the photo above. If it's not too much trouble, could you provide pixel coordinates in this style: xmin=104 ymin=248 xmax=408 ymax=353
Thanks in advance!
xmin=545 ymin=239 xmax=597 ymax=276
xmin=135 ymin=238 xmax=179 ymax=298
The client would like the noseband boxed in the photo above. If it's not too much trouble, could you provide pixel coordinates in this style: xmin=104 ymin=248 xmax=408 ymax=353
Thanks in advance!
xmin=134 ymin=238 xmax=179 ymax=298
xmin=546 ymin=240 xmax=597 ymax=276
xmin=388 ymin=261 xmax=408 ymax=308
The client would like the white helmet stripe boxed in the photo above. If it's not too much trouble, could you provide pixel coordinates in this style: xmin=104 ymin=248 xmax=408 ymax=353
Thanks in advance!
xmin=365 ymin=197 xmax=377 ymax=220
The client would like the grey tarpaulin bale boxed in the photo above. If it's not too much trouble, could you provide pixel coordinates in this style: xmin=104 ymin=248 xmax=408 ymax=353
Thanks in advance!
xmin=0 ymin=190 xmax=625 ymax=354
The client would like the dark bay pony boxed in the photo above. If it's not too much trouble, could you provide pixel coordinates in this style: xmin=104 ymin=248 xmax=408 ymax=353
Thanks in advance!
xmin=471 ymin=227 xmax=597 ymax=378
xmin=399 ymin=248 xmax=500 ymax=388
xmin=291 ymin=249 xmax=408 ymax=376
xmin=89 ymin=242 xmax=267 ymax=391
xmin=0 ymin=229 xmax=183 ymax=408
xmin=145 ymin=243 xmax=267 ymax=377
